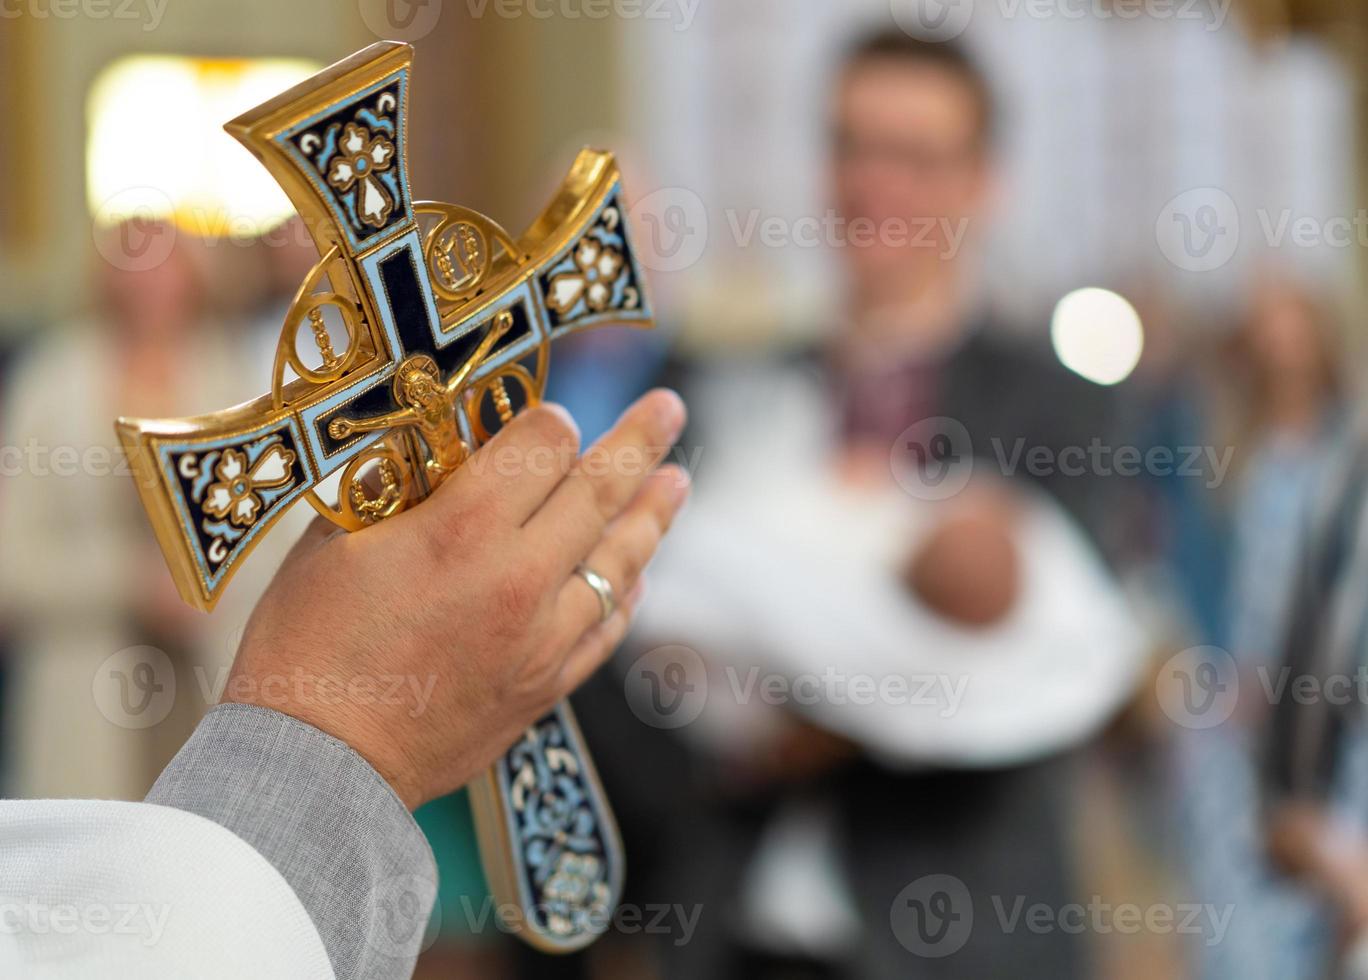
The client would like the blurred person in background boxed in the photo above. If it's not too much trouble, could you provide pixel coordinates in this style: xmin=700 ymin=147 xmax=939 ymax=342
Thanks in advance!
xmin=1258 ymin=430 xmax=1368 ymax=980
xmin=1248 ymin=290 xmax=1368 ymax=979
xmin=1226 ymin=275 xmax=1348 ymax=667
xmin=564 ymin=29 xmax=1148 ymax=980
xmin=1163 ymin=272 xmax=1351 ymax=980
xmin=0 ymin=218 xmax=294 ymax=800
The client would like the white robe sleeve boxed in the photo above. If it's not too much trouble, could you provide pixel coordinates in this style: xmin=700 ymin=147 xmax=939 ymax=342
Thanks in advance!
xmin=0 ymin=799 xmax=335 ymax=980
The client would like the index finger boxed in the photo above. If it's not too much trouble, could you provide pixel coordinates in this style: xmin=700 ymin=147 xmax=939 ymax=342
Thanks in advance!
xmin=417 ymin=401 xmax=582 ymax=533
xmin=524 ymin=389 xmax=686 ymax=571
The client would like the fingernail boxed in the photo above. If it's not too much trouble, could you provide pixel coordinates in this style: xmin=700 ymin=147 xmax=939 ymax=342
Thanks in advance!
xmin=653 ymin=389 xmax=687 ymax=441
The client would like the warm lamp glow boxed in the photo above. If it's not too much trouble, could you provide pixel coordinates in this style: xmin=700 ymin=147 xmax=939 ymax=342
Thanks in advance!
xmin=87 ymin=55 xmax=321 ymax=235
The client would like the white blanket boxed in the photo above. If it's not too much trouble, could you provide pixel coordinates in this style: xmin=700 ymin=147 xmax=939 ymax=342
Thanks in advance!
xmin=637 ymin=363 xmax=1147 ymax=766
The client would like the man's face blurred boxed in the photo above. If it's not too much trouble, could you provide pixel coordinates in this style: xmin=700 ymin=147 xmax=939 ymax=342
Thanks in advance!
xmin=831 ymin=59 xmax=990 ymax=293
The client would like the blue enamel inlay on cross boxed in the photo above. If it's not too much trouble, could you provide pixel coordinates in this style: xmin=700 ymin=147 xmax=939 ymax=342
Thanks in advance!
xmin=297 ymin=228 xmax=435 ymax=478
xmin=274 ymin=68 xmax=414 ymax=255
xmin=156 ymin=417 xmax=313 ymax=593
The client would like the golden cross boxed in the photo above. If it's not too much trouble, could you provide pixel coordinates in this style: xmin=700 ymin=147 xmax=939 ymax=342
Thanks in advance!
xmin=115 ymin=42 xmax=653 ymax=953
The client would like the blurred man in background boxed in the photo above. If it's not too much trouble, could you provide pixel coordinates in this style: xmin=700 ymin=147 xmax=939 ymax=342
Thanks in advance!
xmin=568 ymin=29 xmax=1146 ymax=980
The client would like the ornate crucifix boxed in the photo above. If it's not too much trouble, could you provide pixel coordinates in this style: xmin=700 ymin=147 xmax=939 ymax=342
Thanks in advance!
xmin=116 ymin=42 xmax=653 ymax=953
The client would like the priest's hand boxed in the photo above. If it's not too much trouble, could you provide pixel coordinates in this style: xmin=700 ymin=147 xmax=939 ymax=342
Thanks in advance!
xmin=223 ymin=390 xmax=689 ymax=809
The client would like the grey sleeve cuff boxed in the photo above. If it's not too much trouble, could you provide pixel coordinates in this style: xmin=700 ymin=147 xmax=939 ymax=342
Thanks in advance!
xmin=146 ymin=703 xmax=438 ymax=980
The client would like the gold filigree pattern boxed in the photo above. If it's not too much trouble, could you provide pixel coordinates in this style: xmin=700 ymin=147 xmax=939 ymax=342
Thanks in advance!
xmin=348 ymin=457 xmax=403 ymax=524
xmin=433 ymin=222 xmax=488 ymax=294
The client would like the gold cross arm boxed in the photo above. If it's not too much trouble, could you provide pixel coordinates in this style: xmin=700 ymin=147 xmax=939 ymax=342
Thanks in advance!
xmin=114 ymin=42 xmax=654 ymax=953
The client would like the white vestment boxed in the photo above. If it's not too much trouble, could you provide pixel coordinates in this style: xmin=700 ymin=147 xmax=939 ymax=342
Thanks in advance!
xmin=0 ymin=799 xmax=334 ymax=979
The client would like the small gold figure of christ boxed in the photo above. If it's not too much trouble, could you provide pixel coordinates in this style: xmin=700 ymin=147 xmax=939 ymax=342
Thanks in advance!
xmin=327 ymin=311 xmax=513 ymax=483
